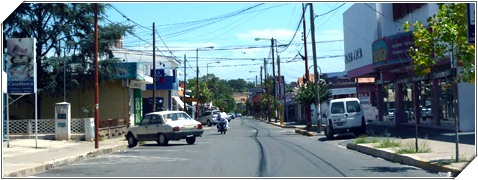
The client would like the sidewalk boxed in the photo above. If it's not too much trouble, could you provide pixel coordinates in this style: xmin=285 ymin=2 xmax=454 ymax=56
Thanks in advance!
xmin=259 ymin=118 xmax=476 ymax=177
xmin=2 ymin=137 xmax=128 ymax=177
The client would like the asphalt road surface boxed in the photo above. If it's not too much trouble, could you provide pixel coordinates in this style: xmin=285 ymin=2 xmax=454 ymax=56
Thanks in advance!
xmin=34 ymin=117 xmax=439 ymax=177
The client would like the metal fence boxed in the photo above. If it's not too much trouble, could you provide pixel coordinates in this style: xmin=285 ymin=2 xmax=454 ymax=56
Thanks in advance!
xmin=3 ymin=119 xmax=86 ymax=135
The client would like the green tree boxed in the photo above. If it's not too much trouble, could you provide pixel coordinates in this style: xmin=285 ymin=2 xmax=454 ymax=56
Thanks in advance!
xmin=3 ymin=3 xmax=134 ymax=100
xmin=403 ymin=3 xmax=475 ymax=84
xmin=295 ymin=80 xmax=331 ymax=130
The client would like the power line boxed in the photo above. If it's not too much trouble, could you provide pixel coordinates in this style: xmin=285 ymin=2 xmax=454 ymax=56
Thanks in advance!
xmin=108 ymin=3 xmax=152 ymax=31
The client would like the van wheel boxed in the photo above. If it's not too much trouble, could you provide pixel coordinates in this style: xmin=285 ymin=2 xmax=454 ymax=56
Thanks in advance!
xmin=360 ymin=119 xmax=366 ymax=135
xmin=325 ymin=126 xmax=334 ymax=140
xmin=207 ymin=120 xmax=212 ymax=127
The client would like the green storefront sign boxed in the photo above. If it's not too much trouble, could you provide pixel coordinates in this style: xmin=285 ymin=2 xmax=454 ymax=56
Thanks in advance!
xmin=134 ymin=89 xmax=142 ymax=125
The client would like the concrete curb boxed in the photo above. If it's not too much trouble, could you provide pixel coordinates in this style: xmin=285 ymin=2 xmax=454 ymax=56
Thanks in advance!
xmin=3 ymin=144 xmax=128 ymax=177
xmin=346 ymin=143 xmax=461 ymax=176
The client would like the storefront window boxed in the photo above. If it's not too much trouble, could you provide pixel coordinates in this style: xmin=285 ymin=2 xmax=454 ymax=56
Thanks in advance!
xmin=382 ymin=83 xmax=395 ymax=121
xmin=402 ymin=82 xmax=414 ymax=123
xmin=438 ymin=78 xmax=456 ymax=128
xmin=418 ymin=80 xmax=433 ymax=125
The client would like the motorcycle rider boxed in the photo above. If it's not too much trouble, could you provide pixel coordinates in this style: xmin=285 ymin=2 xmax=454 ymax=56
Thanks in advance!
xmin=216 ymin=109 xmax=228 ymax=132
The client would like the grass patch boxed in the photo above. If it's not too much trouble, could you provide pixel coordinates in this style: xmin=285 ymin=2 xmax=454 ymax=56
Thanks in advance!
xmin=139 ymin=141 xmax=145 ymax=145
xmin=354 ymin=135 xmax=379 ymax=144
xmin=396 ymin=139 xmax=432 ymax=154
xmin=433 ymin=156 xmax=471 ymax=165
xmin=374 ymin=138 xmax=400 ymax=148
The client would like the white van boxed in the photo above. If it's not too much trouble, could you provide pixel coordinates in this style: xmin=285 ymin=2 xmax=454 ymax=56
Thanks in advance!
xmin=322 ymin=98 xmax=366 ymax=140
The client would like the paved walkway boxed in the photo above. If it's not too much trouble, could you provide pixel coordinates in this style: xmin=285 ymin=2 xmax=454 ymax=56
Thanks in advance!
xmin=2 ymin=118 xmax=476 ymax=178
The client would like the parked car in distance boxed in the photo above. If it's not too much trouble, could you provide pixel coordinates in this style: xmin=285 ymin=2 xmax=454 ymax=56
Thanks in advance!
xmin=388 ymin=108 xmax=396 ymax=120
xmin=322 ymin=98 xmax=366 ymax=140
xmin=235 ymin=113 xmax=242 ymax=117
xmin=197 ymin=110 xmax=220 ymax=126
xmin=125 ymin=111 xmax=203 ymax=147
xmin=227 ymin=113 xmax=235 ymax=121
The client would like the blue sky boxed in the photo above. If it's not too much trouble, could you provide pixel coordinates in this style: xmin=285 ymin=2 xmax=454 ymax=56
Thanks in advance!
xmin=1 ymin=1 xmax=353 ymax=84
xmin=104 ymin=2 xmax=353 ymax=83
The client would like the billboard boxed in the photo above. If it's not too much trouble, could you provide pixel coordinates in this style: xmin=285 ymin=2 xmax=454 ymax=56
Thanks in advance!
xmin=5 ymin=38 xmax=36 ymax=94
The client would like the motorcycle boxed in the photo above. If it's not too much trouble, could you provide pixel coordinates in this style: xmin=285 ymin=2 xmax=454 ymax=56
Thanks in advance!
xmin=218 ymin=120 xmax=227 ymax=134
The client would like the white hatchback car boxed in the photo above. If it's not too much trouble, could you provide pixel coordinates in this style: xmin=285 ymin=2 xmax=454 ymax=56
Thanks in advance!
xmin=125 ymin=111 xmax=203 ymax=147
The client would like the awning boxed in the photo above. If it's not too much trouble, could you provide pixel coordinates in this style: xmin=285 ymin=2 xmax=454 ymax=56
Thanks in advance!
xmin=172 ymin=96 xmax=185 ymax=109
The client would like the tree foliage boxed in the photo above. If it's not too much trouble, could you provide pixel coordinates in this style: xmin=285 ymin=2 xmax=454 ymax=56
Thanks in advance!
xmin=3 ymin=3 xmax=134 ymax=96
xmin=403 ymin=3 xmax=475 ymax=84
xmin=295 ymin=80 xmax=330 ymax=106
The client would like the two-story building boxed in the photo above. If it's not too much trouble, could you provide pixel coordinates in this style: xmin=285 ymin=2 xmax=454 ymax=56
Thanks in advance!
xmin=343 ymin=3 xmax=474 ymax=131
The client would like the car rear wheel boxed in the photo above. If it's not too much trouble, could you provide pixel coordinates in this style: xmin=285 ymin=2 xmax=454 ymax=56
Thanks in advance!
xmin=127 ymin=133 xmax=137 ymax=148
xmin=186 ymin=136 xmax=196 ymax=144
xmin=157 ymin=133 xmax=169 ymax=146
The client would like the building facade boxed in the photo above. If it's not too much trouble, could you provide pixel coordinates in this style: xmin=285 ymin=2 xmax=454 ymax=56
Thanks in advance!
xmin=343 ymin=3 xmax=474 ymax=132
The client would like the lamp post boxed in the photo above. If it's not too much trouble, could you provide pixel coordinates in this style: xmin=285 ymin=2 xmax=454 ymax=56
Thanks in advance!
xmin=207 ymin=61 xmax=220 ymax=83
xmin=255 ymin=37 xmax=277 ymax=97
xmin=196 ymin=46 xmax=214 ymax=119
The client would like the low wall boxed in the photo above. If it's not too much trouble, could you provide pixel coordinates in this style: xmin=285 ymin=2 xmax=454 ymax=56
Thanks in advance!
xmin=3 ymin=118 xmax=128 ymax=141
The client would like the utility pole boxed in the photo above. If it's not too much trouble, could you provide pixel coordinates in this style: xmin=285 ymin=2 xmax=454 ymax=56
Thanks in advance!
xmin=183 ymin=54 xmax=187 ymax=113
xmin=93 ymin=3 xmax=99 ymax=149
xmin=152 ymin=22 xmax=156 ymax=112
xmin=270 ymin=38 xmax=278 ymax=122
xmin=302 ymin=3 xmax=311 ymax=130
xmin=277 ymin=55 xmax=283 ymax=125
xmin=310 ymin=3 xmax=320 ymax=132
xmin=302 ymin=3 xmax=309 ymax=82
xmin=260 ymin=66 xmax=263 ymax=86
xmin=265 ymin=58 xmax=271 ymax=123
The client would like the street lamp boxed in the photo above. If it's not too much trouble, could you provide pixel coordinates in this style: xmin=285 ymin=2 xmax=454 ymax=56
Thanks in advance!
xmin=255 ymin=37 xmax=277 ymax=98
xmin=309 ymin=65 xmax=322 ymax=131
xmin=207 ymin=61 xmax=220 ymax=83
xmin=196 ymin=46 xmax=214 ymax=119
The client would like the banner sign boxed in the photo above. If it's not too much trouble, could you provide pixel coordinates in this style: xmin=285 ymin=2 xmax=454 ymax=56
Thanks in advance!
xmin=372 ymin=31 xmax=414 ymax=67
xmin=5 ymin=38 xmax=36 ymax=94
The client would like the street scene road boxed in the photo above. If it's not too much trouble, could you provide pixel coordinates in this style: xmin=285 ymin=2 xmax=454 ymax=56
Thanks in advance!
xmin=33 ymin=117 xmax=437 ymax=177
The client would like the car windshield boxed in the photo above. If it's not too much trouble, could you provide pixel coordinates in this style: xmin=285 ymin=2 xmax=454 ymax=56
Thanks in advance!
xmin=162 ymin=112 xmax=192 ymax=121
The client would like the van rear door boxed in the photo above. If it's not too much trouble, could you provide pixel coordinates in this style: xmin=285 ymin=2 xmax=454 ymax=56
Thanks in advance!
xmin=330 ymin=101 xmax=347 ymax=128
xmin=345 ymin=100 xmax=362 ymax=128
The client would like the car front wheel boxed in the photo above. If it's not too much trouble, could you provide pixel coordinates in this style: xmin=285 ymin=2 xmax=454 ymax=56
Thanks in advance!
xmin=207 ymin=120 xmax=212 ymax=127
xmin=127 ymin=133 xmax=138 ymax=148
xmin=157 ymin=133 xmax=169 ymax=146
xmin=186 ymin=136 xmax=196 ymax=144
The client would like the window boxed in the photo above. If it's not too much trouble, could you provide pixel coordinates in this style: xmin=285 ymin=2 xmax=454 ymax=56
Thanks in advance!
xmin=346 ymin=101 xmax=361 ymax=113
xmin=163 ymin=112 xmax=192 ymax=121
xmin=150 ymin=115 xmax=162 ymax=125
xmin=141 ymin=115 xmax=151 ymax=125
xmin=202 ymin=112 xmax=211 ymax=116
xmin=331 ymin=102 xmax=345 ymax=114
